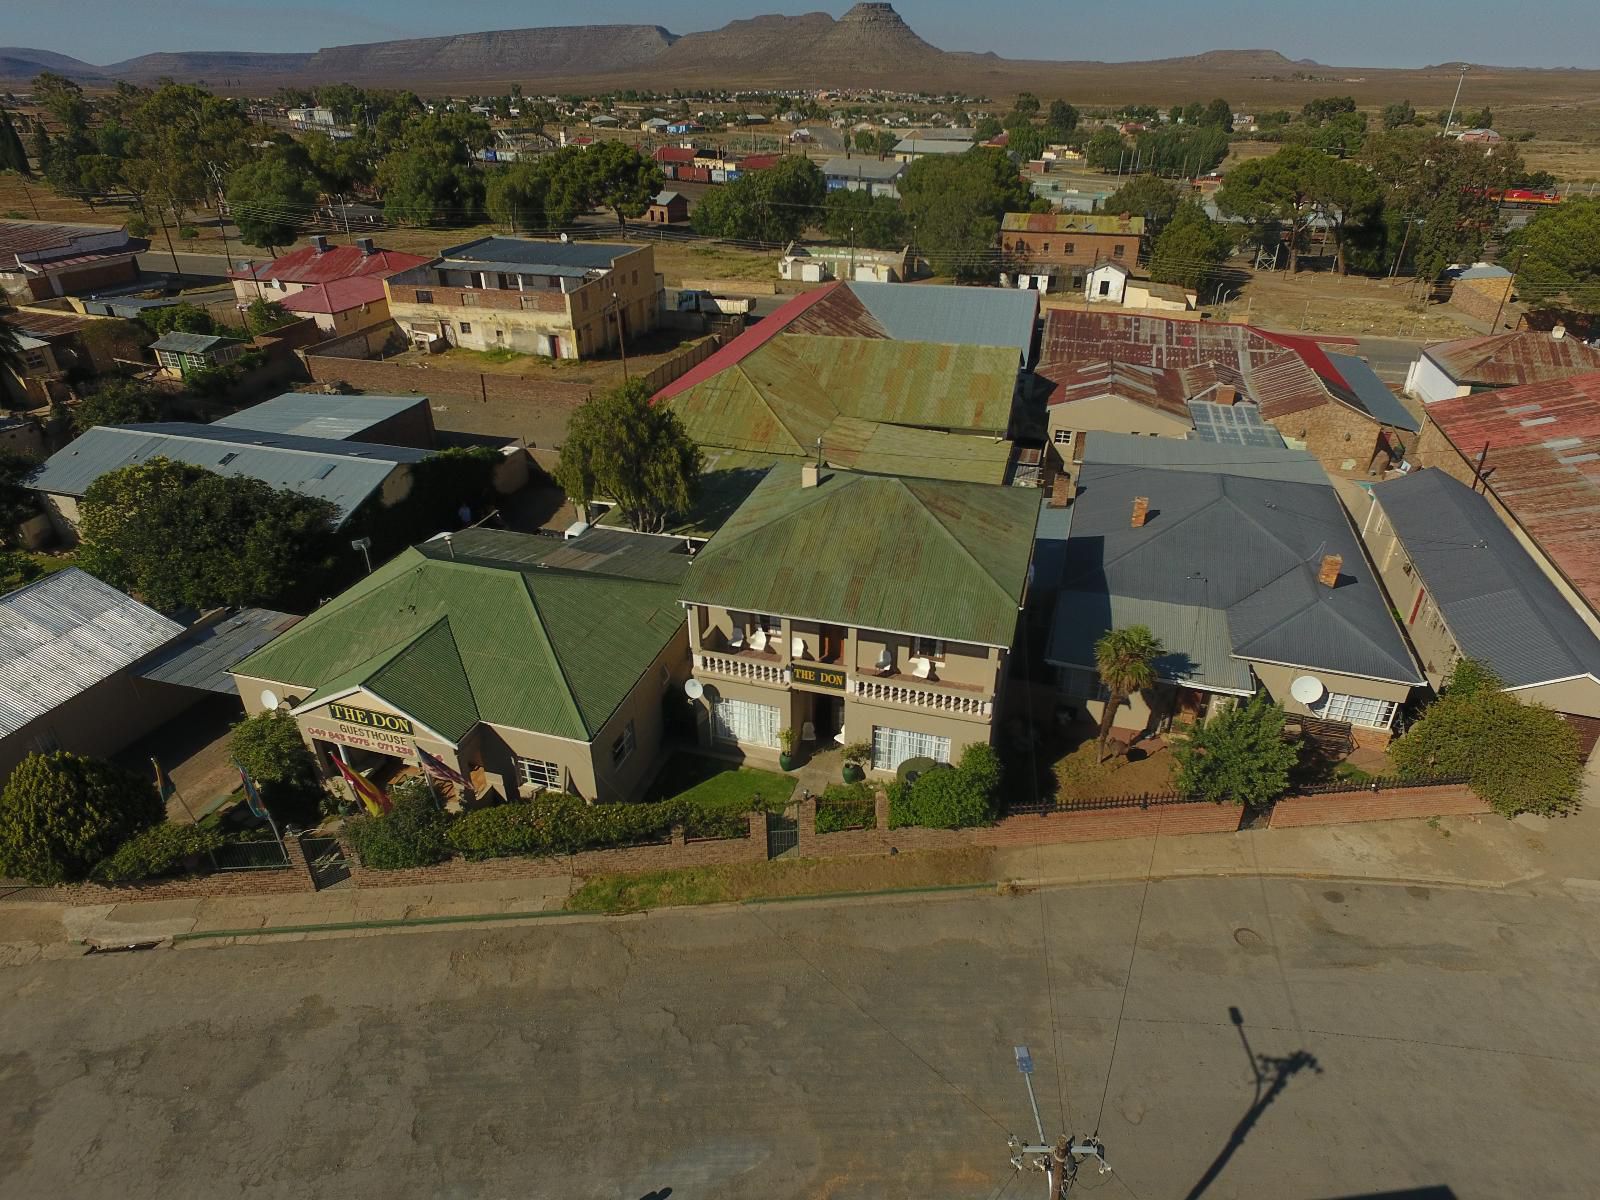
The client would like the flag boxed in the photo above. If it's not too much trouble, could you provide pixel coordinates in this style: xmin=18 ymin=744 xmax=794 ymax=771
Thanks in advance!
xmin=233 ymin=760 xmax=270 ymax=821
xmin=152 ymin=758 xmax=175 ymax=802
xmin=334 ymin=756 xmax=390 ymax=816
xmin=415 ymin=744 xmax=466 ymax=786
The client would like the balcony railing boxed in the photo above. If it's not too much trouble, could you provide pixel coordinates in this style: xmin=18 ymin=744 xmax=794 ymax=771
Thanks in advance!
xmin=697 ymin=652 xmax=784 ymax=685
xmin=853 ymin=678 xmax=991 ymax=717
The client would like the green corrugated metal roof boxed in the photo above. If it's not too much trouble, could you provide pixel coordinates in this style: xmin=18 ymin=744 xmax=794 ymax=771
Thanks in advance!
xmin=822 ymin=417 xmax=1011 ymax=485
xmin=685 ymin=466 xmax=1039 ymax=646
xmin=234 ymin=534 xmax=685 ymax=743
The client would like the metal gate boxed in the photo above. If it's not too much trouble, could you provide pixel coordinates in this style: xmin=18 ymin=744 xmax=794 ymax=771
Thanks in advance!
xmin=301 ymin=835 xmax=351 ymax=890
xmin=766 ymin=810 xmax=799 ymax=859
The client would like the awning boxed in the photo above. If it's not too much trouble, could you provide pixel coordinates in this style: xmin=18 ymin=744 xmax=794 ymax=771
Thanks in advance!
xmin=137 ymin=609 xmax=302 ymax=694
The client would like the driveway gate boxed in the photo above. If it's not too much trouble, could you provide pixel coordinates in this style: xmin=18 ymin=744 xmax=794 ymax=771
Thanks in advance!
xmin=766 ymin=810 xmax=799 ymax=859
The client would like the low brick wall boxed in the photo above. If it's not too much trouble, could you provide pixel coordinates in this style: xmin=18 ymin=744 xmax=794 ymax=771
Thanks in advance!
xmin=343 ymin=815 xmax=767 ymax=889
xmin=44 ymin=836 xmax=318 ymax=908
xmin=1269 ymin=783 xmax=1487 ymax=829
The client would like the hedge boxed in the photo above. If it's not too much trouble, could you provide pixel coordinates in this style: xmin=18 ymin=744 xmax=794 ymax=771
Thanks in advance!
xmin=815 ymin=782 xmax=876 ymax=833
xmin=447 ymin=793 xmax=681 ymax=861
xmin=91 ymin=822 xmax=226 ymax=883
xmin=888 ymin=743 xmax=1002 ymax=830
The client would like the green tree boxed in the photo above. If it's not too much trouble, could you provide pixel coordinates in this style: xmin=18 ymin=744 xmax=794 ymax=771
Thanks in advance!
xmin=1006 ymin=124 xmax=1046 ymax=161
xmin=0 ymin=449 xmax=42 ymax=546
xmin=138 ymin=303 xmax=219 ymax=337
xmin=1202 ymin=98 xmax=1234 ymax=131
xmin=972 ymin=115 xmax=1002 ymax=142
xmin=486 ymin=160 xmax=552 ymax=231
xmin=1011 ymin=92 xmax=1040 ymax=118
xmin=1382 ymin=100 xmax=1416 ymax=129
xmin=580 ymin=139 xmax=664 ymax=228
xmin=1302 ymin=95 xmax=1356 ymax=123
xmin=1045 ymin=99 xmax=1079 ymax=136
xmin=76 ymin=459 xmax=338 ymax=612
xmin=900 ymin=147 xmax=1032 ymax=279
xmin=73 ymin=379 xmax=166 ymax=432
xmin=822 ymin=187 xmax=908 ymax=249
xmin=123 ymin=83 xmax=253 ymax=225
xmin=1390 ymin=659 xmax=1583 ymax=817
xmin=852 ymin=129 xmax=877 ymax=154
xmin=1216 ymin=144 xmax=1327 ymax=271
xmin=1103 ymin=175 xmax=1182 ymax=231
xmin=303 ymin=131 xmax=373 ymax=193
xmin=344 ymin=777 xmax=450 ymax=869
xmin=554 ymin=378 xmax=702 ymax=533
xmin=0 ymin=548 xmax=40 ymax=592
xmin=1149 ymin=200 xmax=1234 ymax=290
xmin=1504 ymin=197 xmax=1600 ymax=316
xmin=888 ymin=742 xmax=1003 ymax=829
xmin=693 ymin=156 xmax=824 ymax=243
xmin=225 ymin=147 xmax=317 ymax=251
xmin=244 ymin=297 xmax=296 ymax=335
xmin=0 ymin=108 xmax=29 ymax=175
xmin=1174 ymin=693 xmax=1300 ymax=806
xmin=1310 ymin=156 xmax=1382 ymax=275
xmin=1084 ymin=127 xmax=1127 ymax=171
xmin=0 ymin=751 xmax=163 ymax=884
xmin=228 ymin=709 xmax=324 ymax=827
xmin=1093 ymin=625 xmax=1163 ymax=762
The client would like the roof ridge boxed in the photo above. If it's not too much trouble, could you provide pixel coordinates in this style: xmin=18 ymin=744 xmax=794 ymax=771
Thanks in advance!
xmin=515 ymin=570 xmax=592 ymax=738
xmin=696 ymin=466 xmax=858 ymax=556
xmin=740 ymin=353 xmax=837 ymax=453
xmin=898 ymin=477 xmax=1026 ymax=610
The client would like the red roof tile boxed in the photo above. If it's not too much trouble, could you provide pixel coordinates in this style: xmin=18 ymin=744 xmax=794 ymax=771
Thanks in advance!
xmin=231 ymin=243 xmax=430 ymax=285
xmin=652 ymin=284 xmax=846 ymax=403
xmin=1425 ymin=371 xmax=1600 ymax=615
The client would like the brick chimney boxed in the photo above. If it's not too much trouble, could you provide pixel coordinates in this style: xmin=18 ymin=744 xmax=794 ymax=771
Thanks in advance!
xmin=1216 ymin=383 xmax=1238 ymax=405
xmin=1317 ymin=553 xmax=1342 ymax=587
xmin=801 ymin=462 xmax=821 ymax=488
xmin=1131 ymin=496 xmax=1150 ymax=528
xmin=1049 ymin=472 xmax=1072 ymax=508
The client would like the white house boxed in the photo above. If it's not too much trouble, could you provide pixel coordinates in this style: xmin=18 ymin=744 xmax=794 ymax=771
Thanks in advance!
xmin=1085 ymin=261 xmax=1130 ymax=303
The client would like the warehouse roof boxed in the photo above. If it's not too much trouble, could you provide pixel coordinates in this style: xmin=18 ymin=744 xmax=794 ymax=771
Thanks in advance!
xmin=685 ymin=466 xmax=1038 ymax=647
xmin=1423 ymin=331 xmax=1600 ymax=388
xmin=233 ymin=528 xmax=687 ymax=744
xmin=1374 ymin=469 xmax=1600 ymax=688
xmin=214 ymin=393 xmax=430 ymax=442
xmin=0 ymin=569 xmax=183 ymax=740
xmin=28 ymin=423 xmax=429 ymax=527
xmin=1047 ymin=439 xmax=1419 ymax=686
xmin=821 ymin=156 xmax=907 ymax=181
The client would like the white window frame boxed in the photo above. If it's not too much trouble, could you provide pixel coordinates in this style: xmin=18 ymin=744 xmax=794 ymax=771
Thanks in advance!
xmin=1057 ymin=665 xmax=1109 ymax=702
xmin=515 ymin=756 xmax=562 ymax=790
xmin=611 ymin=720 xmax=637 ymax=767
xmin=871 ymin=726 xmax=951 ymax=772
xmin=1052 ymin=427 xmax=1074 ymax=445
xmin=1311 ymin=692 xmax=1397 ymax=730
xmin=711 ymin=697 xmax=780 ymax=748
xmin=912 ymin=636 xmax=946 ymax=664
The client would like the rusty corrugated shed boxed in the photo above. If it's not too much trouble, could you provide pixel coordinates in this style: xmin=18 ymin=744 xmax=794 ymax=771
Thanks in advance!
xmin=783 ymin=284 xmax=891 ymax=339
xmin=1036 ymin=360 xmax=1191 ymax=418
xmin=1426 ymin=372 xmax=1600 ymax=616
xmin=1426 ymin=331 xmax=1600 ymax=388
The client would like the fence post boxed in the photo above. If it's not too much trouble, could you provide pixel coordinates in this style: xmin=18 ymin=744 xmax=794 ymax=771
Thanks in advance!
xmin=284 ymin=833 xmax=318 ymax=893
xmin=874 ymin=787 xmax=889 ymax=832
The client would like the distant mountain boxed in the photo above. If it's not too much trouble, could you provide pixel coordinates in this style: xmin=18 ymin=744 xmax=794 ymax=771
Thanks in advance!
xmin=0 ymin=46 xmax=107 ymax=81
xmin=659 ymin=4 xmax=940 ymax=78
xmin=303 ymin=25 xmax=677 ymax=83
xmin=104 ymin=51 xmax=313 ymax=81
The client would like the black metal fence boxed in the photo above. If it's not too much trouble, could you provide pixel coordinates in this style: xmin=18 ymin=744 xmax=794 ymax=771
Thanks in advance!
xmin=208 ymin=840 xmax=291 ymax=872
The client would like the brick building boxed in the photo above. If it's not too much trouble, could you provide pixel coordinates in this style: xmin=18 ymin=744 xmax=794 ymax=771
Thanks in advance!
xmin=999 ymin=212 xmax=1145 ymax=292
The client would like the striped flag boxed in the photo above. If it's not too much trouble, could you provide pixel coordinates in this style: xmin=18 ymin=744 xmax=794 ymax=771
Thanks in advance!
xmin=415 ymin=744 xmax=466 ymax=786
xmin=334 ymin=756 xmax=390 ymax=816
xmin=234 ymin=760 xmax=271 ymax=821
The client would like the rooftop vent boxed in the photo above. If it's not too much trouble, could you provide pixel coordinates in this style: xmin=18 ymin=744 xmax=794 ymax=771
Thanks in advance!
xmin=310 ymin=234 xmax=328 ymax=254
xmin=356 ymin=237 xmax=375 ymax=255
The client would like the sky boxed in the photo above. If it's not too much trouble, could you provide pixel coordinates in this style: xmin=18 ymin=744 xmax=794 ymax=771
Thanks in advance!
xmin=4 ymin=0 xmax=1595 ymax=70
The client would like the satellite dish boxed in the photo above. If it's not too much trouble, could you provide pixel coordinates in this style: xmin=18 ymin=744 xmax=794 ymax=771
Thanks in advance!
xmin=683 ymin=678 xmax=705 ymax=700
xmin=1289 ymin=675 xmax=1325 ymax=705
xmin=259 ymin=689 xmax=280 ymax=711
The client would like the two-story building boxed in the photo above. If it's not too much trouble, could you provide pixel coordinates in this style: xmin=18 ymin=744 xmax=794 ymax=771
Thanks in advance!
xmin=385 ymin=237 xmax=659 ymax=360
xmin=681 ymin=464 xmax=1040 ymax=774
xmin=229 ymin=236 xmax=430 ymax=338
xmin=999 ymin=213 xmax=1146 ymax=294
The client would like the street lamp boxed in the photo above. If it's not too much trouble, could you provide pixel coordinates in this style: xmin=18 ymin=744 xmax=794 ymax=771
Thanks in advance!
xmin=1443 ymin=64 xmax=1471 ymax=136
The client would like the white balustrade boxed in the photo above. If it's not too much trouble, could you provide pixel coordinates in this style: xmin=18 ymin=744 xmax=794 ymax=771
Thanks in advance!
xmin=853 ymin=677 xmax=991 ymax=717
xmin=696 ymin=652 xmax=784 ymax=685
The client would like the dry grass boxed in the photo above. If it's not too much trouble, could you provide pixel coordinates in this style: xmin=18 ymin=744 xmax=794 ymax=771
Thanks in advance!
xmin=653 ymin=239 xmax=782 ymax=285
xmin=1217 ymin=270 xmax=1482 ymax=338
xmin=1051 ymin=733 xmax=1177 ymax=802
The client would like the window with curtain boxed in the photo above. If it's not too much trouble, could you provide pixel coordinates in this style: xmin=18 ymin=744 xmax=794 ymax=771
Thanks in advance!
xmin=871 ymin=726 xmax=951 ymax=772
xmin=711 ymin=698 xmax=780 ymax=748
xmin=1311 ymin=692 xmax=1397 ymax=730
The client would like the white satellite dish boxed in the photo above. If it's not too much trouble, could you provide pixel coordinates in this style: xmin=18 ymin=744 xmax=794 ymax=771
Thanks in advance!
xmin=1289 ymin=675 xmax=1325 ymax=705
xmin=683 ymin=678 xmax=705 ymax=700
xmin=260 ymin=689 xmax=280 ymax=711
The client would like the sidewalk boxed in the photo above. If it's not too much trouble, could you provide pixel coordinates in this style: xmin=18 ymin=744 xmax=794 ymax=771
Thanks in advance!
xmin=4 ymin=804 xmax=1598 ymax=963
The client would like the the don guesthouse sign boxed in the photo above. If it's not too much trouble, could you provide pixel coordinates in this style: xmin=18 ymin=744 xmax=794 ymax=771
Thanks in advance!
xmin=303 ymin=701 xmax=425 ymax=755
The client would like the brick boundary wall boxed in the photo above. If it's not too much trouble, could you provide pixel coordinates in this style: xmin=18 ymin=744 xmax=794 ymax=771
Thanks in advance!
xmin=42 ymin=835 xmax=319 ymax=908
xmin=1269 ymin=784 xmax=1487 ymax=829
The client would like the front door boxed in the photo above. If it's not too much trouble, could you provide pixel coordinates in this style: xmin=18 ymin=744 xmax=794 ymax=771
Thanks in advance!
xmin=815 ymin=696 xmax=844 ymax=743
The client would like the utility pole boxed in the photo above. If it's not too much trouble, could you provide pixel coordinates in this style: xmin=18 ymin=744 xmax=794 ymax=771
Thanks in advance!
xmin=1443 ymin=64 xmax=1471 ymax=136
xmin=611 ymin=290 xmax=629 ymax=379
xmin=1006 ymin=1046 xmax=1111 ymax=1197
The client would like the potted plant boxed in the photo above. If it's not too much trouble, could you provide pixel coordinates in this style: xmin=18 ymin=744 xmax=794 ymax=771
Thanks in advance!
xmin=840 ymin=741 xmax=871 ymax=783
xmin=777 ymin=727 xmax=796 ymax=771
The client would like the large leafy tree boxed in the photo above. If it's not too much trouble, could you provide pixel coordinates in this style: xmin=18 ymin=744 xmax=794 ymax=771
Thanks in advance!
xmin=554 ymin=378 xmax=702 ymax=533
xmin=1308 ymin=156 xmax=1381 ymax=275
xmin=1084 ymin=127 xmax=1127 ymax=171
xmin=1103 ymin=176 xmax=1182 ymax=232
xmin=486 ymin=160 xmax=552 ymax=232
xmin=1216 ymin=144 xmax=1327 ymax=271
xmin=1390 ymin=659 xmax=1583 ymax=818
xmin=580 ymin=139 xmax=664 ymax=228
xmin=0 ymin=449 xmax=41 ymax=545
xmin=73 ymin=379 xmax=167 ymax=432
xmin=0 ymin=108 xmax=30 ymax=175
xmin=76 ymin=458 xmax=338 ymax=612
xmin=225 ymin=146 xmax=318 ymax=251
xmin=822 ymin=187 xmax=907 ymax=249
xmin=1504 ymin=197 xmax=1600 ymax=317
xmin=1093 ymin=625 xmax=1163 ymax=762
xmin=1149 ymin=200 xmax=1234 ymax=291
xmin=376 ymin=113 xmax=490 ymax=226
xmin=123 ymin=83 xmax=254 ymax=224
xmin=0 ymin=751 xmax=164 ymax=884
xmin=900 ymin=147 xmax=1034 ymax=279
xmin=693 ymin=156 xmax=825 ymax=244
xmin=1175 ymin=693 xmax=1300 ymax=806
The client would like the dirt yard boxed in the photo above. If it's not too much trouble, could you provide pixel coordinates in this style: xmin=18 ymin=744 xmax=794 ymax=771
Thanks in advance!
xmin=1216 ymin=268 xmax=1482 ymax=338
xmin=1049 ymin=723 xmax=1178 ymax=802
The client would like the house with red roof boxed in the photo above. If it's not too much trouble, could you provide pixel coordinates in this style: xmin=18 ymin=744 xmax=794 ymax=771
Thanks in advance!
xmin=229 ymin=235 xmax=432 ymax=337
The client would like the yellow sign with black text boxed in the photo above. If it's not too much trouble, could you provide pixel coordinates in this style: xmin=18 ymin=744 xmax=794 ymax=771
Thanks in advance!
xmin=326 ymin=703 xmax=414 ymax=734
xmin=790 ymin=664 xmax=846 ymax=690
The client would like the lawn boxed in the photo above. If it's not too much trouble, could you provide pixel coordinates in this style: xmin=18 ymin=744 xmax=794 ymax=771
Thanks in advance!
xmin=643 ymin=752 xmax=792 ymax=814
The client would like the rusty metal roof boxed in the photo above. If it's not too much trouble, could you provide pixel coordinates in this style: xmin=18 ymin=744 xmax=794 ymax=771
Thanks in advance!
xmin=1424 ymin=332 xmax=1600 ymax=388
xmin=783 ymin=283 xmax=891 ymax=339
xmin=230 ymin=242 xmax=430 ymax=284
xmin=1036 ymin=359 xmax=1191 ymax=418
xmin=0 ymin=220 xmax=124 ymax=257
xmin=0 ymin=310 xmax=89 ymax=340
xmin=1001 ymin=212 xmax=1146 ymax=236
xmin=1424 ymin=372 xmax=1600 ymax=618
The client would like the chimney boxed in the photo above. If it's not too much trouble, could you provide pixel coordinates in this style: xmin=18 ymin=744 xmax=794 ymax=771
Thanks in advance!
xmin=1049 ymin=472 xmax=1072 ymax=508
xmin=356 ymin=236 xmax=376 ymax=255
xmin=310 ymin=234 xmax=328 ymax=254
xmin=1131 ymin=496 xmax=1149 ymax=528
xmin=1216 ymin=383 xmax=1238 ymax=405
xmin=801 ymin=462 xmax=821 ymax=488
xmin=1552 ymin=323 xmax=1566 ymax=340
xmin=1317 ymin=553 xmax=1342 ymax=588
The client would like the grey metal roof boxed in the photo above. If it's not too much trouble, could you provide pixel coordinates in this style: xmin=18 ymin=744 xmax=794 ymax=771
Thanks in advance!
xmin=1082 ymin=432 xmax=1330 ymax=485
xmin=1375 ymin=468 xmax=1600 ymax=687
xmin=437 ymin=236 xmax=635 ymax=271
xmin=214 ymin=393 xmax=429 ymax=441
xmin=0 ymin=568 xmax=184 ymax=739
xmin=419 ymin=526 xmax=693 ymax=586
xmin=148 ymin=331 xmax=244 ymax=354
xmin=28 ymin=423 xmax=430 ymax=528
xmin=846 ymin=282 xmax=1037 ymax=359
xmin=436 ymin=258 xmax=595 ymax=279
xmin=1053 ymin=442 xmax=1422 ymax=687
xmin=136 ymin=608 xmax=302 ymax=693
xmin=1326 ymin=352 xmax=1421 ymax=433
xmin=1047 ymin=593 xmax=1254 ymax=693
xmin=892 ymin=138 xmax=972 ymax=155
xmin=1187 ymin=400 xmax=1286 ymax=449
xmin=822 ymin=157 xmax=906 ymax=181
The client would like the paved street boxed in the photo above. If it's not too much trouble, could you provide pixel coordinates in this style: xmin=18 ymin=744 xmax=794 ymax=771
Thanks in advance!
xmin=2 ymin=877 xmax=1596 ymax=1199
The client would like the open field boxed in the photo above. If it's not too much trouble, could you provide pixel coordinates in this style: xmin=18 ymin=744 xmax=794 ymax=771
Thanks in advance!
xmin=1219 ymin=270 xmax=1483 ymax=338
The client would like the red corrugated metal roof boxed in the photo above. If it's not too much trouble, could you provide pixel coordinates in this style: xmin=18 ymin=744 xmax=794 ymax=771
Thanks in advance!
xmin=1425 ymin=331 xmax=1600 ymax=387
xmin=652 ymin=284 xmax=846 ymax=403
xmin=230 ymin=243 xmax=430 ymax=285
xmin=653 ymin=146 xmax=695 ymax=163
xmin=741 ymin=154 xmax=780 ymax=170
xmin=1426 ymin=371 xmax=1600 ymax=614
xmin=276 ymin=276 xmax=387 ymax=314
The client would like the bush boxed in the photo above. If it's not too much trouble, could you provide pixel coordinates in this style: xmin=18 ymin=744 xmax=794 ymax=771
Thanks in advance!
xmin=887 ymin=743 xmax=1001 ymax=830
xmin=0 ymin=752 xmax=164 ymax=884
xmin=1174 ymin=693 xmax=1301 ymax=806
xmin=227 ymin=710 xmax=324 ymax=828
xmin=343 ymin=779 xmax=451 ymax=869
xmin=178 ymin=225 xmax=199 ymax=239
xmin=126 ymin=215 xmax=151 ymax=238
xmin=815 ymin=781 xmax=875 ymax=833
xmin=91 ymin=821 xmax=225 ymax=882
xmin=447 ymin=792 xmax=683 ymax=860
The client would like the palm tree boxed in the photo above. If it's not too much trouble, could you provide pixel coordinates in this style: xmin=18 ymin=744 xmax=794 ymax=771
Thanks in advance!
xmin=1093 ymin=624 xmax=1164 ymax=762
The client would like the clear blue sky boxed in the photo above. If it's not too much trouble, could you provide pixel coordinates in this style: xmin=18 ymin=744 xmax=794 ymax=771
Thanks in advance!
xmin=6 ymin=0 xmax=1594 ymax=70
